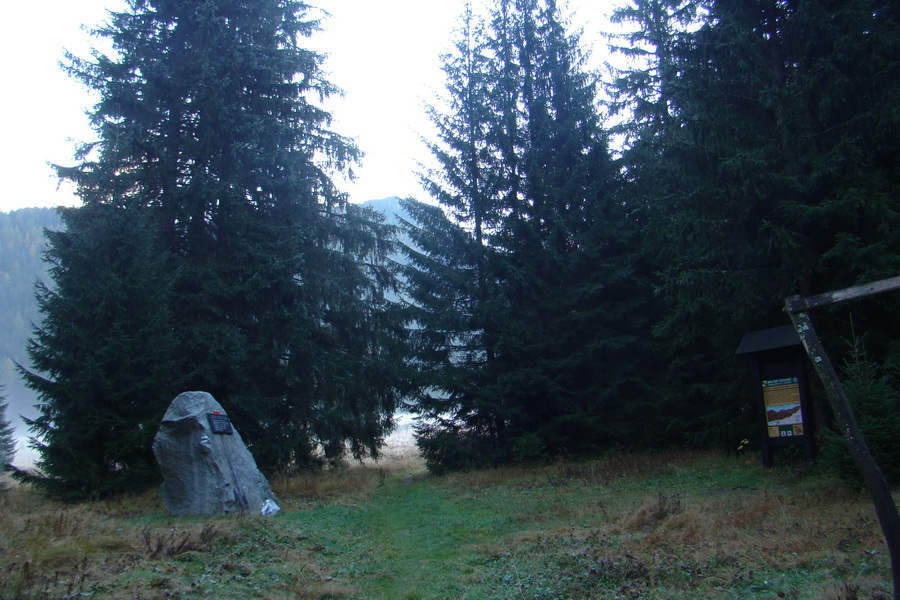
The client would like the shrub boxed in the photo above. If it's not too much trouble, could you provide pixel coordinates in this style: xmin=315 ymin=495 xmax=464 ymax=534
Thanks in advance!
xmin=415 ymin=421 xmax=504 ymax=475
xmin=818 ymin=342 xmax=900 ymax=487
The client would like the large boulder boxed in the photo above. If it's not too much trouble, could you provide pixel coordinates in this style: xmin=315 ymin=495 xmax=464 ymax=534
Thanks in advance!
xmin=152 ymin=391 xmax=279 ymax=516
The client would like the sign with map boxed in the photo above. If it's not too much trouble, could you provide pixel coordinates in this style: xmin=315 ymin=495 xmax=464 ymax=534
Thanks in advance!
xmin=762 ymin=377 xmax=804 ymax=438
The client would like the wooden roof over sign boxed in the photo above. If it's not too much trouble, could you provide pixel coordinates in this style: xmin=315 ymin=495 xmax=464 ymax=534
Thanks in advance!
xmin=735 ymin=325 xmax=801 ymax=355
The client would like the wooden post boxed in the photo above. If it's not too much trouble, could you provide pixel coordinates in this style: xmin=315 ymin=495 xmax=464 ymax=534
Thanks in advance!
xmin=785 ymin=278 xmax=900 ymax=600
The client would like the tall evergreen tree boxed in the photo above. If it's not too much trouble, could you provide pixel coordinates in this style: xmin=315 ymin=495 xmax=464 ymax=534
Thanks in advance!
xmin=404 ymin=4 xmax=509 ymax=471
xmin=20 ymin=205 xmax=180 ymax=498
xmin=406 ymin=0 xmax=644 ymax=471
xmin=23 ymin=0 xmax=407 ymax=496
xmin=488 ymin=0 xmax=647 ymax=458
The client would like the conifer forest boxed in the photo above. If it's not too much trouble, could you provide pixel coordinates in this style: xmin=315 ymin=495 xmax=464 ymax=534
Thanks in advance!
xmin=6 ymin=0 xmax=900 ymax=499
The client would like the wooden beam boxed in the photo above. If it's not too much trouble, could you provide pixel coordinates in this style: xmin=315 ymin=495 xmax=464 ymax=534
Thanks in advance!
xmin=784 ymin=278 xmax=900 ymax=599
xmin=785 ymin=275 xmax=900 ymax=313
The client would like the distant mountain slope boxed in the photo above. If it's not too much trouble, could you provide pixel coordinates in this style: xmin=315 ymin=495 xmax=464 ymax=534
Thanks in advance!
xmin=360 ymin=196 xmax=416 ymax=260
xmin=0 ymin=208 xmax=63 ymax=435
xmin=361 ymin=196 xmax=403 ymax=223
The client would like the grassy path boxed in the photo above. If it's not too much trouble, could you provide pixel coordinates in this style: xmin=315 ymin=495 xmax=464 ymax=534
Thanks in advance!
xmin=298 ymin=475 xmax=518 ymax=598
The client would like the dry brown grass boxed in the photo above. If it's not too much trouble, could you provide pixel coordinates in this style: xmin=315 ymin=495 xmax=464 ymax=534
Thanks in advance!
xmin=445 ymin=452 xmax=890 ymax=599
xmin=573 ymin=464 xmax=892 ymax=598
xmin=270 ymin=466 xmax=381 ymax=503
xmin=439 ymin=464 xmax=534 ymax=490
xmin=822 ymin=582 xmax=892 ymax=600
xmin=0 ymin=484 xmax=282 ymax=600
xmin=619 ymin=492 xmax=685 ymax=531
xmin=432 ymin=451 xmax=706 ymax=492
xmin=0 ymin=487 xmax=141 ymax=598
xmin=269 ymin=448 xmax=425 ymax=509
xmin=292 ymin=580 xmax=363 ymax=600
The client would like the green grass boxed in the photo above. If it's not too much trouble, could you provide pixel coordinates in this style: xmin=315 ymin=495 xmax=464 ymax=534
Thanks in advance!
xmin=0 ymin=451 xmax=893 ymax=599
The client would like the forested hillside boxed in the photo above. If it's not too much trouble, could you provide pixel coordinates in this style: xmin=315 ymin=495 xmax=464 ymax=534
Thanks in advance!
xmin=0 ymin=208 xmax=63 ymax=435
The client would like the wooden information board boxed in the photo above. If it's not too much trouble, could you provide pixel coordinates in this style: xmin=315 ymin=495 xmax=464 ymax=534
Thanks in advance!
xmin=736 ymin=325 xmax=815 ymax=466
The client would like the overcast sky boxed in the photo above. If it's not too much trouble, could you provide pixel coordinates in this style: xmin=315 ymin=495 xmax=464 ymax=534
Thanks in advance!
xmin=0 ymin=0 xmax=619 ymax=213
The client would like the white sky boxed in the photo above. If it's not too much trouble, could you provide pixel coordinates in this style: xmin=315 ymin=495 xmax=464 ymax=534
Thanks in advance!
xmin=0 ymin=0 xmax=620 ymax=213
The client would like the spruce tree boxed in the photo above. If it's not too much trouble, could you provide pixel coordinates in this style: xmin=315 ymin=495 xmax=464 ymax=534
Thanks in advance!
xmin=407 ymin=0 xmax=642 ymax=470
xmin=23 ymin=0 xmax=407 ymax=496
xmin=404 ymin=4 xmax=509 ymax=471
xmin=488 ymin=0 xmax=646 ymax=458
xmin=20 ymin=205 xmax=180 ymax=498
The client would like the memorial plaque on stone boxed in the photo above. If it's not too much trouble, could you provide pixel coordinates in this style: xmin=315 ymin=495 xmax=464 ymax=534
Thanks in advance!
xmin=207 ymin=412 xmax=233 ymax=435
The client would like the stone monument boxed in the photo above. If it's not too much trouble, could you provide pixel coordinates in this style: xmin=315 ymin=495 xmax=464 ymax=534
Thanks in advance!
xmin=152 ymin=391 xmax=280 ymax=516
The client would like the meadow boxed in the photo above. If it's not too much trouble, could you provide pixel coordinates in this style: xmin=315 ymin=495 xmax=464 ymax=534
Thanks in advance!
xmin=0 ymin=449 xmax=892 ymax=599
